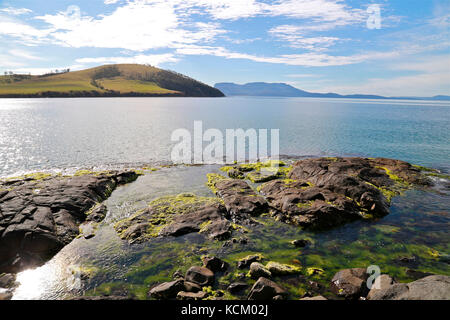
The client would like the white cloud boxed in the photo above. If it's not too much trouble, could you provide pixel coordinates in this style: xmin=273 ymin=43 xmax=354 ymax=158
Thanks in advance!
xmin=175 ymin=45 xmax=399 ymax=66
xmin=269 ymin=25 xmax=341 ymax=50
xmin=320 ymin=55 xmax=450 ymax=96
xmin=75 ymin=53 xmax=179 ymax=66
xmin=0 ymin=7 xmax=32 ymax=15
xmin=8 ymin=49 xmax=43 ymax=60
xmin=34 ymin=3 xmax=225 ymax=51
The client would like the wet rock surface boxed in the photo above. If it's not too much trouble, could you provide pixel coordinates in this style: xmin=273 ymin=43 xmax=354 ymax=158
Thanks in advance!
xmin=0 ymin=170 xmax=140 ymax=273
xmin=248 ymin=277 xmax=287 ymax=300
xmin=114 ymin=193 xmax=232 ymax=243
xmin=259 ymin=157 xmax=431 ymax=230
xmin=330 ymin=268 xmax=369 ymax=299
xmin=367 ymin=275 xmax=450 ymax=300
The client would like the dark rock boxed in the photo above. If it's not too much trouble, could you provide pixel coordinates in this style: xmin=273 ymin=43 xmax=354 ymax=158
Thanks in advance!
xmin=367 ymin=275 xmax=450 ymax=300
xmin=0 ymin=170 xmax=139 ymax=273
xmin=237 ymin=254 xmax=263 ymax=269
xmin=272 ymin=295 xmax=285 ymax=300
xmin=259 ymin=157 xmax=432 ymax=230
xmin=0 ymin=273 xmax=17 ymax=289
xmin=213 ymin=179 xmax=269 ymax=218
xmin=183 ymin=281 xmax=202 ymax=293
xmin=300 ymin=295 xmax=327 ymax=300
xmin=227 ymin=282 xmax=248 ymax=294
xmin=248 ymin=277 xmax=287 ymax=300
xmin=115 ymin=194 xmax=230 ymax=243
xmin=227 ymin=169 xmax=244 ymax=179
xmin=172 ymin=270 xmax=184 ymax=280
xmin=330 ymin=268 xmax=369 ymax=299
xmin=0 ymin=291 xmax=13 ymax=300
xmin=202 ymin=256 xmax=229 ymax=273
xmin=249 ymin=262 xmax=272 ymax=279
xmin=149 ymin=279 xmax=185 ymax=299
xmin=291 ymin=239 xmax=311 ymax=248
xmin=366 ymin=274 xmax=396 ymax=300
xmin=177 ymin=291 xmax=207 ymax=300
xmin=185 ymin=266 xmax=215 ymax=286
xmin=85 ymin=204 xmax=107 ymax=223
xmin=405 ymin=269 xmax=434 ymax=280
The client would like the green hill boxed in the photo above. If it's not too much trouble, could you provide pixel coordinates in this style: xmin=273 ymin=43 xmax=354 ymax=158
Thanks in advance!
xmin=0 ymin=64 xmax=224 ymax=97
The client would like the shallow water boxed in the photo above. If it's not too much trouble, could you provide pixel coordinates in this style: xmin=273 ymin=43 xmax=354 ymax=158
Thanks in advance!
xmin=2 ymin=97 xmax=449 ymax=299
xmin=11 ymin=164 xmax=450 ymax=300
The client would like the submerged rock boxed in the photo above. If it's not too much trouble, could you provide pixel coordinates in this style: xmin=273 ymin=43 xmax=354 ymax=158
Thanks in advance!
xmin=0 ymin=170 xmax=140 ymax=273
xmin=248 ymin=277 xmax=287 ymax=300
xmin=367 ymin=275 xmax=450 ymax=300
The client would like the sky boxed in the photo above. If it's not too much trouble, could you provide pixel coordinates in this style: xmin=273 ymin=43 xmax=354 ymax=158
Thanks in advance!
xmin=0 ymin=0 xmax=449 ymax=96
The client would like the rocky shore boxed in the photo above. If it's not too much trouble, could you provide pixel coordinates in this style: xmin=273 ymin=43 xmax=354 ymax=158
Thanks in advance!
xmin=0 ymin=170 xmax=140 ymax=273
xmin=0 ymin=157 xmax=448 ymax=300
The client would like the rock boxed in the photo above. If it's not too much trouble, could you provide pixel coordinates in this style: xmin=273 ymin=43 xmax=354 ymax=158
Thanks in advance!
xmin=300 ymin=295 xmax=327 ymax=300
xmin=85 ymin=204 xmax=107 ymax=223
xmin=405 ymin=269 xmax=434 ymax=280
xmin=185 ymin=266 xmax=215 ymax=286
xmin=272 ymin=295 xmax=285 ymax=300
xmin=266 ymin=261 xmax=302 ymax=276
xmin=248 ymin=277 xmax=287 ymax=300
xmin=291 ymin=239 xmax=310 ymax=248
xmin=149 ymin=279 xmax=185 ymax=299
xmin=330 ymin=268 xmax=369 ymax=299
xmin=212 ymin=179 xmax=269 ymax=218
xmin=259 ymin=157 xmax=431 ymax=230
xmin=366 ymin=274 xmax=396 ymax=300
xmin=0 ymin=170 xmax=139 ymax=273
xmin=200 ymin=219 xmax=232 ymax=240
xmin=183 ymin=281 xmax=202 ymax=293
xmin=177 ymin=291 xmax=207 ymax=300
xmin=249 ymin=262 xmax=272 ymax=279
xmin=367 ymin=275 xmax=450 ymax=300
xmin=71 ymin=295 xmax=131 ymax=300
xmin=227 ymin=282 xmax=248 ymax=294
xmin=237 ymin=254 xmax=263 ymax=269
xmin=0 ymin=273 xmax=17 ymax=289
xmin=202 ymin=256 xmax=229 ymax=273
xmin=172 ymin=270 xmax=184 ymax=280
xmin=227 ymin=169 xmax=244 ymax=179
xmin=114 ymin=194 xmax=230 ymax=243
xmin=0 ymin=290 xmax=13 ymax=300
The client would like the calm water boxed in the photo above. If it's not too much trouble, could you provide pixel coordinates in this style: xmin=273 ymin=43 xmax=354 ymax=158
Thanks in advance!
xmin=1 ymin=97 xmax=449 ymax=300
xmin=1 ymin=97 xmax=449 ymax=176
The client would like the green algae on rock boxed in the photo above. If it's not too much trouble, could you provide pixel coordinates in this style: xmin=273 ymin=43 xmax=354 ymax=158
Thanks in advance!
xmin=114 ymin=193 xmax=232 ymax=243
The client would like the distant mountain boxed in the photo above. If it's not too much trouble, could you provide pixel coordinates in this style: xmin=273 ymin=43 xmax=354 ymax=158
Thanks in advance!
xmin=0 ymin=64 xmax=224 ymax=98
xmin=214 ymin=82 xmax=450 ymax=101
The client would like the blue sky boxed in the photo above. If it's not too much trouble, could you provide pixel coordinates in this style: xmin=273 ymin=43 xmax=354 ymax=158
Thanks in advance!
xmin=0 ymin=0 xmax=449 ymax=96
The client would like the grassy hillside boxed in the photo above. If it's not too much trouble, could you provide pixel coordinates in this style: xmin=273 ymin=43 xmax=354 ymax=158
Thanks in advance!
xmin=0 ymin=64 xmax=224 ymax=97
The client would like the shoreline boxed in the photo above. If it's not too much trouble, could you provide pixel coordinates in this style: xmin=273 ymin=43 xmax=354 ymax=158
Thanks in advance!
xmin=1 ymin=157 xmax=449 ymax=300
